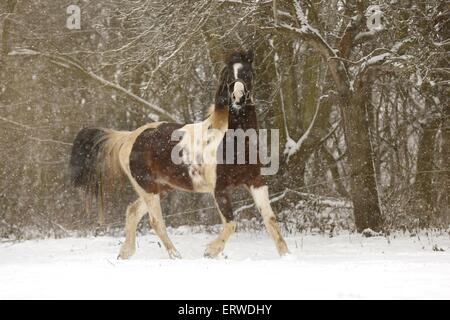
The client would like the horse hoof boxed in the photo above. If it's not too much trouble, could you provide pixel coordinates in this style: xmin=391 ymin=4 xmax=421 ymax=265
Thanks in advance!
xmin=117 ymin=254 xmax=131 ymax=260
xmin=169 ymin=250 xmax=182 ymax=260
xmin=204 ymin=242 xmax=224 ymax=258
xmin=204 ymin=248 xmax=222 ymax=259
xmin=118 ymin=248 xmax=135 ymax=260
xmin=205 ymin=251 xmax=227 ymax=259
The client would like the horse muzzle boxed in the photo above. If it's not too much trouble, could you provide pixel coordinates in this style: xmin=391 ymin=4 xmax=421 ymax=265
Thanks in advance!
xmin=232 ymin=82 xmax=246 ymax=105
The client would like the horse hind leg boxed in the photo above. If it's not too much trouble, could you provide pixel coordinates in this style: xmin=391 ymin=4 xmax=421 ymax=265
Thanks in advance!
xmin=144 ymin=193 xmax=182 ymax=260
xmin=205 ymin=189 xmax=236 ymax=258
xmin=118 ymin=198 xmax=147 ymax=260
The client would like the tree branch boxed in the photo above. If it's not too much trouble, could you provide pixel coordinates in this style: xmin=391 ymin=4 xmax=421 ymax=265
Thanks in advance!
xmin=8 ymin=49 xmax=180 ymax=122
xmin=277 ymin=1 xmax=349 ymax=94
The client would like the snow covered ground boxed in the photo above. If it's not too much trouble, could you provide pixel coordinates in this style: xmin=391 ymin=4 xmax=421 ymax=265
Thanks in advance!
xmin=1 ymin=229 xmax=450 ymax=300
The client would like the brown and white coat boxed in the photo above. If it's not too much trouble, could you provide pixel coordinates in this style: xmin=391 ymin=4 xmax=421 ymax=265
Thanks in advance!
xmin=70 ymin=51 xmax=289 ymax=259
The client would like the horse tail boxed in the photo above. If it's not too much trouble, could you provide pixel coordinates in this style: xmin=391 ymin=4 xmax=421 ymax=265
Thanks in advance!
xmin=70 ymin=127 xmax=130 ymax=224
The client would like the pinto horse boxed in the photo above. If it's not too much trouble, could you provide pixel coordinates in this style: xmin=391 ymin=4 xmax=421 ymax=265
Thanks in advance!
xmin=70 ymin=50 xmax=289 ymax=259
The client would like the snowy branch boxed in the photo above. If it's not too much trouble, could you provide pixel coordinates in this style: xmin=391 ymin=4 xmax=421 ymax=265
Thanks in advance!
xmin=143 ymin=8 xmax=211 ymax=92
xmin=29 ymin=137 xmax=73 ymax=146
xmin=0 ymin=112 xmax=73 ymax=146
xmin=276 ymin=1 xmax=349 ymax=93
xmin=0 ymin=114 xmax=35 ymax=130
xmin=235 ymin=188 xmax=352 ymax=216
xmin=354 ymin=30 xmax=378 ymax=43
xmin=9 ymin=49 xmax=180 ymax=122
xmin=293 ymin=0 xmax=336 ymax=56
xmin=355 ymin=38 xmax=414 ymax=79
xmin=284 ymin=94 xmax=326 ymax=161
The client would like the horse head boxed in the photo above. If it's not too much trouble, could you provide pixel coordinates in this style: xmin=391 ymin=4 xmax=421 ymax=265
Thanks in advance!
xmin=215 ymin=50 xmax=254 ymax=112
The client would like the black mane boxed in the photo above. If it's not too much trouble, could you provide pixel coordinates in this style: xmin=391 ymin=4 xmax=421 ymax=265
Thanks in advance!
xmin=224 ymin=50 xmax=254 ymax=65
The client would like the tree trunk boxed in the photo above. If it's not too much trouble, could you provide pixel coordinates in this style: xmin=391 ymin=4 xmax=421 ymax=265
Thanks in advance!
xmin=441 ymin=115 xmax=450 ymax=223
xmin=340 ymin=85 xmax=383 ymax=232
xmin=414 ymin=119 xmax=439 ymax=225
xmin=322 ymin=145 xmax=349 ymax=198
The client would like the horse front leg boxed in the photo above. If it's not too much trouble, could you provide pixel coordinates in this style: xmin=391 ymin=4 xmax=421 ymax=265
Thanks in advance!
xmin=205 ymin=189 xmax=236 ymax=258
xmin=249 ymin=184 xmax=290 ymax=256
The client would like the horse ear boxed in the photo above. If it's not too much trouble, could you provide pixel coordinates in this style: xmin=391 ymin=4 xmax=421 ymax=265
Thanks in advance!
xmin=244 ymin=50 xmax=254 ymax=64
